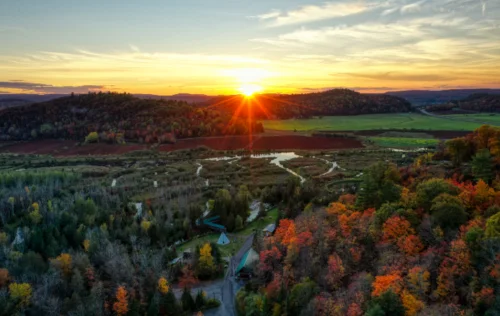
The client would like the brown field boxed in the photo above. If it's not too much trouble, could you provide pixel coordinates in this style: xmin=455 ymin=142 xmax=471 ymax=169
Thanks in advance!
xmin=0 ymin=135 xmax=363 ymax=156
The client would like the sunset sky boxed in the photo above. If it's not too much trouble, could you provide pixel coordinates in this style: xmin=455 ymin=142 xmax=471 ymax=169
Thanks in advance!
xmin=1 ymin=0 xmax=499 ymax=95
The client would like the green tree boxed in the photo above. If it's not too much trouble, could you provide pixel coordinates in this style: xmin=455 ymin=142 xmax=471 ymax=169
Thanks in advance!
xmin=195 ymin=290 xmax=206 ymax=310
xmin=40 ymin=123 xmax=54 ymax=136
xmin=235 ymin=215 xmax=243 ymax=231
xmin=181 ymin=288 xmax=195 ymax=312
xmin=485 ymin=212 xmax=500 ymax=239
xmin=160 ymin=291 xmax=181 ymax=316
xmin=446 ymin=137 xmax=472 ymax=166
xmin=430 ymin=193 xmax=467 ymax=229
xmin=214 ymin=189 xmax=232 ymax=225
xmin=416 ymin=178 xmax=458 ymax=211
xmin=356 ymin=161 xmax=401 ymax=209
xmin=472 ymin=149 xmax=494 ymax=183
xmin=367 ymin=290 xmax=405 ymax=316
xmin=287 ymin=279 xmax=318 ymax=316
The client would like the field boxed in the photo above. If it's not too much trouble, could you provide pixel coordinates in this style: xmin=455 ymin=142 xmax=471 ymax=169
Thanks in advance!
xmin=262 ymin=113 xmax=486 ymax=131
xmin=445 ymin=113 xmax=500 ymax=124
xmin=367 ymin=137 xmax=440 ymax=148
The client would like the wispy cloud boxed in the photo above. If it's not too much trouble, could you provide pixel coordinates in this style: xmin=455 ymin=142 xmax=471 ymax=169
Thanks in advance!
xmin=338 ymin=72 xmax=454 ymax=82
xmin=0 ymin=81 xmax=107 ymax=94
xmin=253 ymin=2 xmax=370 ymax=27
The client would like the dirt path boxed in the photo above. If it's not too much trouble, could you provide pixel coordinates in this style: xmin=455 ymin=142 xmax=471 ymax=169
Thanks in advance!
xmin=173 ymin=233 xmax=255 ymax=316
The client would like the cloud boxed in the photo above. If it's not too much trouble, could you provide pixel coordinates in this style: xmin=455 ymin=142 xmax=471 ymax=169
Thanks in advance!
xmin=0 ymin=81 xmax=107 ymax=94
xmin=299 ymin=86 xmax=400 ymax=93
xmin=254 ymin=2 xmax=370 ymax=27
xmin=252 ymin=10 xmax=281 ymax=20
xmin=400 ymin=0 xmax=427 ymax=14
xmin=338 ymin=72 xmax=454 ymax=82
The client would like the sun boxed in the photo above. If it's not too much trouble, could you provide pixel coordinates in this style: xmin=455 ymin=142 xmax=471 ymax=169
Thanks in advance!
xmin=239 ymin=83 xmax=262 ymax=97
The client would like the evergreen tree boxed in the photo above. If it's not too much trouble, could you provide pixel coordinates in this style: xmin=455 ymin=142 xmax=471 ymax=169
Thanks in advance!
xmin=235 ymin=215 xmax=243 ymax=231
xmin=160 ymin=291 xmax=181 ymax=316
xmin=181 ymin=287 xmax=195 ymax=312
xmin=195 ymin=290 xmax=206 ymax=310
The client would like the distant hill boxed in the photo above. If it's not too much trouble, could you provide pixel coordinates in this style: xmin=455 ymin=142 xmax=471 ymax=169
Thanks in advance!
xmin=0 ymin=93 xmax=213 ymax=106
xmin=425 ymin=93 xmax=500 ymax=113
xmin=0 ymin=98 xmax=33 ymax=110
xmin=202 ymin=89 xmax=412 ymax=119
xmin=386 ymin=89 xmax=500 ymax=106
xmin=0 ymin=92 xmax=262 ymax=142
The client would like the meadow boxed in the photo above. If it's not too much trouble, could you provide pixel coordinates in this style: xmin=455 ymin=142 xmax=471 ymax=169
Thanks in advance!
xmin=262 ymin=113 xmax=486 ymax=131
xmin=367 ymin=137 xmax=440 ymax=148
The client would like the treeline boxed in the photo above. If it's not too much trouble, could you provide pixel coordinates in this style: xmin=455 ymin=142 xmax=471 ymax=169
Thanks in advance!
xmin=0 ymin=92 xmax=264 ymax=143
xmin=204 ymin=89 xmax=412 ymax=119
xmin=237 ymin=125 xmax=500 ymax=315
xmin=426 ymin=94 xmax=500 ymax=113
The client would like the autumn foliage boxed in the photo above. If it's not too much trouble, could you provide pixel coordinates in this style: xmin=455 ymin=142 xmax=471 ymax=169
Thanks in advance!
xmin=113 ymin=286 xmax=129 ymax=316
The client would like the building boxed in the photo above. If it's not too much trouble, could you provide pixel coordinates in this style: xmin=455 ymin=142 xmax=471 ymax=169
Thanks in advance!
xmin=262 ymin=223 xmax=276 ymax=237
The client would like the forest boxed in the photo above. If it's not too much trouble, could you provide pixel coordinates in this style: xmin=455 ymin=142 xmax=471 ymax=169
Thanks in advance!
xmin=203 ymin=89 xmax=412 ymax=119
xmin=237 ymin=125 xmax=500 ymax=316
xmin=425 ymin=94 xmax=500 ymax=113
xmin=0 ymin=92 xmax=264 ymax=143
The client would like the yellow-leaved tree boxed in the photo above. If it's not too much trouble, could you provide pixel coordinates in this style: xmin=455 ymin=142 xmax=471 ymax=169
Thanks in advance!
xmin=51 ymin=253 xmax=72 ymax=276
xmin=199 ymin=243 xmax=214 ymax=267
xmin=9 ymin=283 xmax=32 ymax=307
xmin=158 ymin=277 xmax=169 ymax=294
xmin=29 ymin=202 xmax=42 ymax=225
xmin=197 ymin=243 xmax=216 ymax=277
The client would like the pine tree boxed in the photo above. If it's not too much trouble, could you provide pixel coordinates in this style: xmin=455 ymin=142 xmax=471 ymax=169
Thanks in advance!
xmin=181 ymin=287 xmax=196 ymax=312
xmin=195 ymin=290 xmax=206 ymax=309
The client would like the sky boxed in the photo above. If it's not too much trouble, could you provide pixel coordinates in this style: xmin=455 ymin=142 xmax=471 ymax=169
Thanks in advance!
xmin=0 ymin=0 xmax=499 ymax=95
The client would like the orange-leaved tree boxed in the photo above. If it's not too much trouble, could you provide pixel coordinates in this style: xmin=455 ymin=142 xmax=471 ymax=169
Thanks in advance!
xmin=113 ymin=286 xmax=128 ymax=316
xmin=371 ymin=273 xmax=403 ymax=297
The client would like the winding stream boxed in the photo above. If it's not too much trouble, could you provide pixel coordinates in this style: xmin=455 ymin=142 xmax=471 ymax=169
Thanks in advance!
xmin=204 ymin=152 xmax=306 ymax=183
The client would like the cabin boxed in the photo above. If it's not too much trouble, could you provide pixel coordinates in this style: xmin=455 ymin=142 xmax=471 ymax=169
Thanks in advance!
xmin=262 ymin=223 xmax=276 ymax=237
xmin=235 ymin=248 xmax=259 ymax=279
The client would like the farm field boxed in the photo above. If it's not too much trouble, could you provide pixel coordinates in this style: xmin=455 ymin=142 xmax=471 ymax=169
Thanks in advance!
xmin=262 ymin=113 xmax=485 ymax=131
xmin=446 ymin=113 xmax=500 ymax=124
xmin=367 ymin=137 xmax=440 ymax=148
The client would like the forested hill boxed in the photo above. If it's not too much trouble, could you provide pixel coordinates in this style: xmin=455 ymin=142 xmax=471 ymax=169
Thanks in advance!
xmin=0 ymin=92 xmax=263 ymax=143
xmin=386 ymin=89 xmax=500 ymax=106
xmin=426 ymin=94 xmax=500 ymax=113
xmin=202 ymin=89 xmax=412 ymax=119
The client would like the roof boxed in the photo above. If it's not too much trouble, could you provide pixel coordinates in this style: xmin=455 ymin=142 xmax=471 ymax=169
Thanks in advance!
xmin=235 ymin=248 xmax=259 ymax=274
xmin=263 ymin=223 xmax=276 ymax=233
xmin=217 ymin=232 xmax=230 ymax=245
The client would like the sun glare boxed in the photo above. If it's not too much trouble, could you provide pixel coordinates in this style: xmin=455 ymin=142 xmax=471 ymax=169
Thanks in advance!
xmin=239 ymin=84 xmax=262 ymax=97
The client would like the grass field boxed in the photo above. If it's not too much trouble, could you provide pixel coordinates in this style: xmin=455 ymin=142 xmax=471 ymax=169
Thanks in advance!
xmin=262 ymin=113 xmax=485 ymax=131
xmin=368 ymin=137 xmax=440 ymax=148
xmin=177 ymin=208 xmax=279 ymax=257
xmin=447 ymin=113 xmax=500 ymax=125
